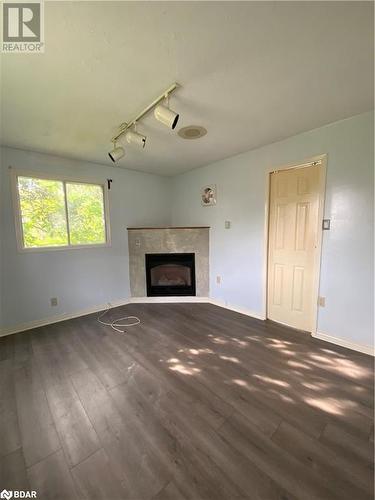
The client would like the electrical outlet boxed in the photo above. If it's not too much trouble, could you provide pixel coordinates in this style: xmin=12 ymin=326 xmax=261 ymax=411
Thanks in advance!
xmin=216 ymin=275 xmax=221 ymax=285
xmin=50 ymin=297 xmax=58 ymax=307
xmin=318 ymin=296 xmax=326 ymax=307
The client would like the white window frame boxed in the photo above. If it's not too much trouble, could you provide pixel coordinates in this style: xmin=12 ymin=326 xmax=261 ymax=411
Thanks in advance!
xmin=10 ymin=168 xmax=111 ymax=253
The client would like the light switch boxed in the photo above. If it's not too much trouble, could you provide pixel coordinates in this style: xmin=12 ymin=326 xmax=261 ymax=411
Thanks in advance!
xmin=318 ymin=296 xmax=326 ymax=307
xmin=322 ymin=219 xmax=330 ymax=230
xmin=135 ymin=238 xmax=141 ymax=247
xmin=225 ymin=221 xmax=231 ymax=229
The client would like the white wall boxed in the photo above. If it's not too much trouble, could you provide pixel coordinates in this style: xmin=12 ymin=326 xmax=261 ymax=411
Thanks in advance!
xmin=1 ymin=112 xmax=373 ymax=352
xmin=171 ymin=111 xmax=374 ymax=351
xmin=0 ymin=147 xmax=172 ymax=331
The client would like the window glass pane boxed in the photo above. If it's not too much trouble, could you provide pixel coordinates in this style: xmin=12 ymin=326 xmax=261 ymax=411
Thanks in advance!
xmin=66 ymin=183 xmax=106 ymax=245
xmin=18 ymin=176 xmax=68 ymax=248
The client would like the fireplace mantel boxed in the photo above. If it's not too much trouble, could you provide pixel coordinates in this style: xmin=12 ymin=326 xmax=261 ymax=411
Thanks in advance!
xmin=127 ymin=227 xmax=209 ymax=298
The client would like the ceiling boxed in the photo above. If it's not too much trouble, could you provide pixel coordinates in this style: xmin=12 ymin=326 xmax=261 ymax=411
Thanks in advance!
xmin=1 ymin=1 xmax=373 ymax=176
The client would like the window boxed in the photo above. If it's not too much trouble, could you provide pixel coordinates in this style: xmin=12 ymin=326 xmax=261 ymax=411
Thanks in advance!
xmin=13 ymin=172 xmax=110 ymax=250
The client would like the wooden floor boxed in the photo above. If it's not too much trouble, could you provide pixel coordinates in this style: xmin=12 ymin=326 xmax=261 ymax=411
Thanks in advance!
xmin=0 ymin=303 xmax=373 ymax=500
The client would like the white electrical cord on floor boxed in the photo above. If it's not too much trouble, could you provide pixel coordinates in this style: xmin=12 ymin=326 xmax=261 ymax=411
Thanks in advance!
xmin=97 ymin=303 xmax=141 ymax=333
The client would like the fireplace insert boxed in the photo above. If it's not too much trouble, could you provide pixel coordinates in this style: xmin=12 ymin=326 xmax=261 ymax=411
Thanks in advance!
xmin=145 ymin=253 xmax=196 ymax=296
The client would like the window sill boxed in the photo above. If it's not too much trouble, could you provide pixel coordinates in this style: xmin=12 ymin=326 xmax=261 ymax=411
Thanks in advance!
xmin=17 ymin=243 xmax=111 ymax=254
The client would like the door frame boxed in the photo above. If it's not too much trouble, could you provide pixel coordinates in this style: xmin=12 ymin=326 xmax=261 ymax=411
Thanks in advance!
xmin=262 ymin=154 xmax=327 ymax=335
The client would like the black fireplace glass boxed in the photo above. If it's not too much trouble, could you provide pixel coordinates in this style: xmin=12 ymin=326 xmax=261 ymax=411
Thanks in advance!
xmin=145 ymin=253 xmax=196 ymax=296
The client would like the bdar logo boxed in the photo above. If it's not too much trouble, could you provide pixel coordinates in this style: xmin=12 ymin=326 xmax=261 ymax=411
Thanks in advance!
xmin=0 ymin=492 xmax=36 ymax=499
xmin=0 ymin=490 xmax=13 ymax=500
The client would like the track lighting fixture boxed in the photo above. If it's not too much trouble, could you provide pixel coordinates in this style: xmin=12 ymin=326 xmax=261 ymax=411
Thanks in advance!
xmin=108 ymin=145 xmax=125 ymax=163
xmin=154 ymin=97 xmax=179 ymax=130
xmin=109 ymin=83 xmax=180 ymax=162
xmin=124 ymin=125 xmax=146 ymax=148
xmin=154 ymin=105 xmax=179 ymax=130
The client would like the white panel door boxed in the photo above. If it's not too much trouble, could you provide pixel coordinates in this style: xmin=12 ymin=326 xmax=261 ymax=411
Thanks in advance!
xmin=267 ymin=165 xmax=321 ymax=332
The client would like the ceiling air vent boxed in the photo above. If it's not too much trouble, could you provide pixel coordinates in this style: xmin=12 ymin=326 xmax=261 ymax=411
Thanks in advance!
xmin=178 ymin=126 xmax=207 ymax=140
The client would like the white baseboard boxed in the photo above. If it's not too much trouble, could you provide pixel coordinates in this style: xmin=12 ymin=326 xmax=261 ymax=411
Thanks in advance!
xmin=209 ymin=298 xmax=266 ymax=321
xmin=312 ymin=331 xmax=374 ymax=356
xmin=0 ymin=296 xmax=261 ymax=337
xmin=128 ymin=296 xmax=265 ymax=322
xmin=0 ymin=298 xmax=130 ymax=337
xmin=129 ymin=296 xmax=210 ymax=304
xmin=2 ymin=299 xmax=373 ymax=357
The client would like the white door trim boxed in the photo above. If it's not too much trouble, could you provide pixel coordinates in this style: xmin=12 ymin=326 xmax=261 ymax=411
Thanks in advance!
xmin=262 ymin=154 xmax=327 ymax=335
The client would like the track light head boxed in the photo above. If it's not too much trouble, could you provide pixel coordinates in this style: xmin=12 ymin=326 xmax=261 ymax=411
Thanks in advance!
xmin=108 ymin=146 xmax=125 ymax=162
xmin=154 ymin=104 xmax=179 ymax=130
xmin=125 ymin=130 xmax=146 ymax=148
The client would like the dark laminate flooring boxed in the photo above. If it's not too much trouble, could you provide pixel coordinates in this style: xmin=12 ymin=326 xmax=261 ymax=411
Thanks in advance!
xmin=0 ymin=303 xmax=373 ymax=500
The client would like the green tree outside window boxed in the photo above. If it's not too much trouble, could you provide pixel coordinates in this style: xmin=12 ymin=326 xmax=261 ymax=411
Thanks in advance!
xmin=17 ymin=176 xmax=107 ymax=249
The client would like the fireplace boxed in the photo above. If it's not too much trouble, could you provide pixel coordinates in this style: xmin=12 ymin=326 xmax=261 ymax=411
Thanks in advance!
xmin=145 ymin=253 xmax=196 ymax=296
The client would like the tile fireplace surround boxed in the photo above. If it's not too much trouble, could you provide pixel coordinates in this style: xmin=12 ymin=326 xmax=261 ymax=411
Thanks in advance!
xmin=127 ymin=227 xmax=209 ymax=298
